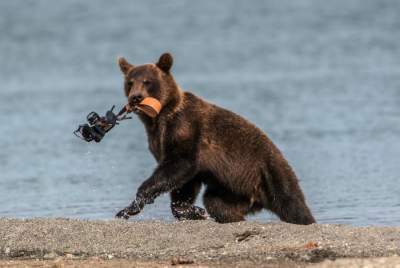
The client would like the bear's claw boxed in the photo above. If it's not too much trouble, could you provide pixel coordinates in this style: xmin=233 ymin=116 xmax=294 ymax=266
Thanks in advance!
xmin=115 ymin=209 xmax=130 ymax=219
xmin=115 ymin=203 xmax=141 ymax=219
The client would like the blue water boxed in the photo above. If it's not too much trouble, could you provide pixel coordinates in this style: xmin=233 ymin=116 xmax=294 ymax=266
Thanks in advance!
xmin=1 ymin=0 xmax=399 ymax=226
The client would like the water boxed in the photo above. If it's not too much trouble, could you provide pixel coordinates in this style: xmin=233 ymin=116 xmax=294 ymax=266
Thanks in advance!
xmin=1 ymin=0 xmax=399 ymax=226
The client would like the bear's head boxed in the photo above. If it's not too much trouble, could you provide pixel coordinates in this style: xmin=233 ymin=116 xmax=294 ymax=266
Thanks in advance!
xmin=118 ymin=53 xmax=181 ymax=115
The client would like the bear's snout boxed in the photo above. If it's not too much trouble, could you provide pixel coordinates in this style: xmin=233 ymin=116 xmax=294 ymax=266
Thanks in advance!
xmin=128 ymin=94 xmax=144 ymax=106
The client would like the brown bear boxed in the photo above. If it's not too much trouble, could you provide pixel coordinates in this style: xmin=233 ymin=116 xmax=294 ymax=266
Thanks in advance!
xmin=115 ymin=53 xmax=316 ymax=224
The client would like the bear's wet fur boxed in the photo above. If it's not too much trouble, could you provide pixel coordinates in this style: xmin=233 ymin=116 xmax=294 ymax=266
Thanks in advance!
xmin=115 ymin=53 xmax=316 ymax=224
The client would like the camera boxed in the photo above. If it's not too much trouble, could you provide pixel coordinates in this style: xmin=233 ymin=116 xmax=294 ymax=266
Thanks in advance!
xmin=74 ymin=97 xmax=161 ymax=143
xmin=74 ymin=105 xmax=130 ymax=143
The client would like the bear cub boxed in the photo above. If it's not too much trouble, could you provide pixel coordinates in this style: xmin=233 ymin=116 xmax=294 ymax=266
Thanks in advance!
xmin=115 ymin=53 xmax=315 ymax=224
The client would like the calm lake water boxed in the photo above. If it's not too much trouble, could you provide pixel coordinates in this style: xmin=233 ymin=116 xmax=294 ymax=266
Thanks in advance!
xmin=0 ymin=0 xmax=399 ymax=226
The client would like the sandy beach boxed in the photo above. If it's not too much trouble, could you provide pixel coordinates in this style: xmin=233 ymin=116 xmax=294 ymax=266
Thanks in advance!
xmin=0 ymin=219 xmax=399 ymax=267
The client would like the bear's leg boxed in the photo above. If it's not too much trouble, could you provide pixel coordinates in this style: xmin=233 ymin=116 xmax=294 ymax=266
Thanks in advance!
xmin=264 ymin=176 xmax=315 ymax=225
xmin=268 ymin=195 xmax=315 ymax=225
xmin=203 ymin=186 xmax=250 ymax=223
xmin=170 ymin=179 xmax=207 ymax=220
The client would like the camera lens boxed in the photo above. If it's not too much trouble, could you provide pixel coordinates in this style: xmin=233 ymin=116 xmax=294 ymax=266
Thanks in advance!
xmin=87 ymin=112 xmax=100 ymax=125
xmin=81 ymin=124 xmax=94 ymax=141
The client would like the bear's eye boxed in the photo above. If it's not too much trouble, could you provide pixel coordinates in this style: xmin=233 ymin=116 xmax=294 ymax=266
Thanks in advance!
xmin=127 ymin=81 xmax=133 ymax=87
xmin=143 ymin=80 xmax=151 ymax=86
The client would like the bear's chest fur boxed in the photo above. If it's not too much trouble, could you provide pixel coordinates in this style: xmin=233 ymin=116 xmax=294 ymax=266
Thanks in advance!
xmin=143 ymin=113 xmax=194 ymax=164
xmin=147 ymin=132 xmax=163 ymax=163
xmin=142 ymin=116 xmax=168 ymax=163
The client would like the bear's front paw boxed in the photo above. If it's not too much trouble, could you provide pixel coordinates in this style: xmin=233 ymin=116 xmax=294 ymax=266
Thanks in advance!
xmin=115 ymin=202 xmax=141 ymax=219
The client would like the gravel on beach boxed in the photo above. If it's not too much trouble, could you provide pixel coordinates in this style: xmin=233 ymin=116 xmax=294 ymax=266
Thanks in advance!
xmin=0 ymin=219 xmax=399 ymax=267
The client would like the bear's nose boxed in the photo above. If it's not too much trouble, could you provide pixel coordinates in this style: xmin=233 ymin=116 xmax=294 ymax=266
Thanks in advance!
xmin=129 ymin=94 xmax=144 ymax=105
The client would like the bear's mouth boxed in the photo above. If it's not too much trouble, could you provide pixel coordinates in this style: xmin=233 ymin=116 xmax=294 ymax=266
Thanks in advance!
xmin=132 ymin=106 xmax=142 ymax=115
xmin=125 ymin=103 xmax=142 ymax=114
xmin=125 ymin=97 xmax=162 ymax=118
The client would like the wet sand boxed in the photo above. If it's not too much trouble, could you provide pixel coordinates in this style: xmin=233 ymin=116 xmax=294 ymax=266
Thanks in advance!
xmin=0 ymin=219 xmax=399 ymax=267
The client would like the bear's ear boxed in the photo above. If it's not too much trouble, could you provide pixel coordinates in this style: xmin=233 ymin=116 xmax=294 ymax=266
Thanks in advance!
xmin=118 ymin=57 xmax=134 ymax=75
xmin=156 ymin=53 xmax=173 ymax=73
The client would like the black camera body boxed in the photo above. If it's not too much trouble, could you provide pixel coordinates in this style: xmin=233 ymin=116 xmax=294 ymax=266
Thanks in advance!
xmin=74 ymin=106 xmax=130 ymax=143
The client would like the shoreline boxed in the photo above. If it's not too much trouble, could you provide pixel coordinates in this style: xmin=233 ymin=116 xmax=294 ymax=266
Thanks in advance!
xmin=0 ymin=218 xmax=399 ymax=267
